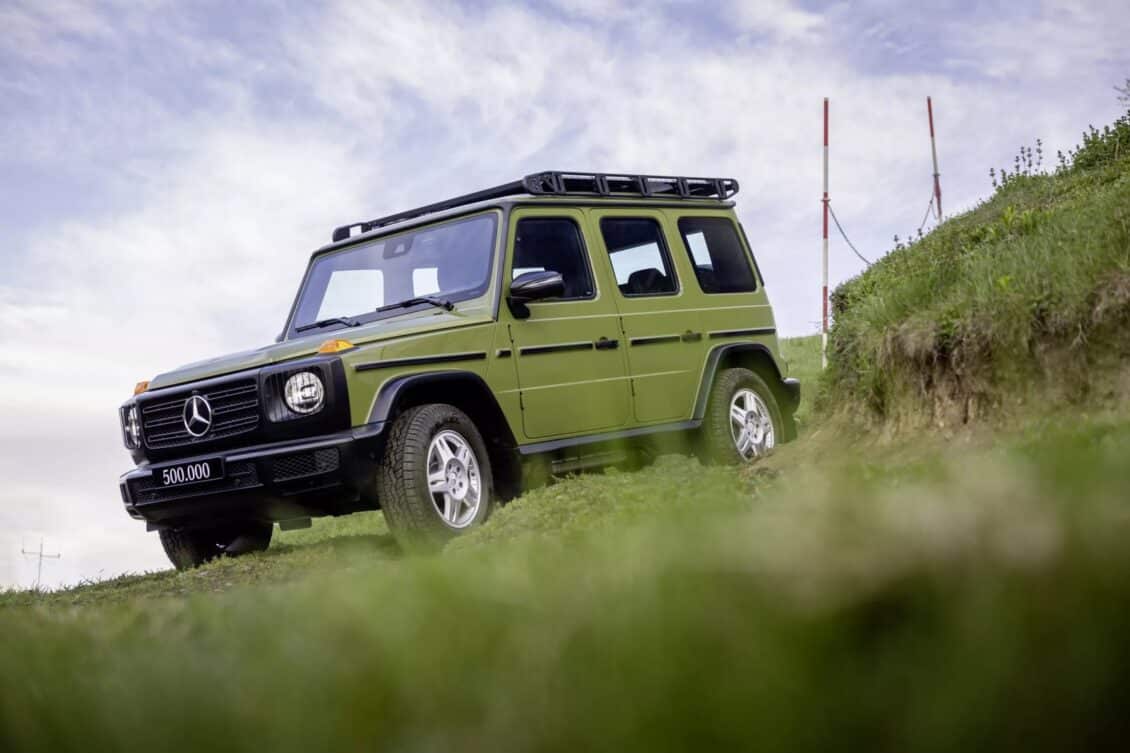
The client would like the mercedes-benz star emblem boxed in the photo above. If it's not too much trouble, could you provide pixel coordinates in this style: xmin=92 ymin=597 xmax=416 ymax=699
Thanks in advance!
xmin=183 ymin=395 xmax=214 ymax=438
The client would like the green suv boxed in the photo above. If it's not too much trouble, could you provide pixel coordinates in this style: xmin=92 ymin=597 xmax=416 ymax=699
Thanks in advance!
xmin=118 ymin=171 xmax=800 ymax=569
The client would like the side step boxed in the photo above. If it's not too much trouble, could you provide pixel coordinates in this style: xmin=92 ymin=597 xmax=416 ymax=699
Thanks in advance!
xmin=550 ymin=449 xmax=627 ymax=476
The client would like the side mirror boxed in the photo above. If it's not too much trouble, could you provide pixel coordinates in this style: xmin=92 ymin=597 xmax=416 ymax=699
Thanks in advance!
xmin=507 ymin=270 xmax=564 ymax=319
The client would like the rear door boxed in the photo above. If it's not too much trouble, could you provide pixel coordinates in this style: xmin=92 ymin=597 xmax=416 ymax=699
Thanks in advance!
xmin=504 ymin=207 xmax=632 ymax=440
xmin=674 ymin=212 xmax=776 ymax=349
xmin=588 ymin=210 xmax=704 ymax=424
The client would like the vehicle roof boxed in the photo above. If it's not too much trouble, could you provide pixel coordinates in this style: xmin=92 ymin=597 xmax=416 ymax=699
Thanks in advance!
xmin=312 ymin=193 xmax=737 ymax=259
xmin=314 ymin=170 xmax=740 ymax=259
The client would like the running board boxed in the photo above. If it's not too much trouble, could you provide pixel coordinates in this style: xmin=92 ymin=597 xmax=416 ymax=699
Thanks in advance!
xmin=519 ymin=419 xmax=700 ymax=456
xmin=550 ymin=450 xmax=627 ymax=475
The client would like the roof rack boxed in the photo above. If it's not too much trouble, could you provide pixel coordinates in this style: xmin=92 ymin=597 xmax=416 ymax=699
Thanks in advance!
xmin=330 ymin=171 xmax=740 ymax=242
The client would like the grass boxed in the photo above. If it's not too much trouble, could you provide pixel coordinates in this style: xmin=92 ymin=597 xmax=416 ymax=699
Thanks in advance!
xmin=825 ymin=109 xmax=1130 ymax=426
xmin=779 ymin=333 xmax=821 ymax=427
xmin=4 ymin=411 xmax=1130 ymax=750
xmin=4 ymin=328 xmax=1130 ymax=750
xmin=5 ymin=111 xmax=1130 ymax=751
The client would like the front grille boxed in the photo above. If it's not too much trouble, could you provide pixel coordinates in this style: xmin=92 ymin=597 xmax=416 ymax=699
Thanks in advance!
xmin=128 ymin=461 xmax=261 ymax=506
xmin=271 ymin=448 xmax=341 ymax=482
xmin=141 ymin=378 xmax=260 ymax=451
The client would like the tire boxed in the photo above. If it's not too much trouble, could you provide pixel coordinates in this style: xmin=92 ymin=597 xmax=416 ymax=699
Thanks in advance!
xmin=698 ymin=367 xmax=783 ymax=464
xmin=377 ymin=403 xmax=494 ymax=551
xmin=158 ymin=521 xmax=273 ymax=571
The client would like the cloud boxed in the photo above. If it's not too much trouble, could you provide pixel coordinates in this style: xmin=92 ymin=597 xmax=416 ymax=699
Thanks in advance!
xmin=1 ymin=0 xmax=1128 ymax=587
xmin=0 ymin=0 xmax=116 ymax=67
xmin=950 ymin=0 xmax=1130 ymax=81
xmin=729 ymin=0 xmax=824 ymax=41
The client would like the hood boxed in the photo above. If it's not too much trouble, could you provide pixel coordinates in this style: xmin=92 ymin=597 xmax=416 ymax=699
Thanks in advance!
xmin=145 ymin=308 xmax=492 ymax=391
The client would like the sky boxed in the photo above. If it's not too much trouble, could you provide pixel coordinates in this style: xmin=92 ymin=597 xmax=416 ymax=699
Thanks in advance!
xmin=1 ymin=0 xmax=1128 ymax=589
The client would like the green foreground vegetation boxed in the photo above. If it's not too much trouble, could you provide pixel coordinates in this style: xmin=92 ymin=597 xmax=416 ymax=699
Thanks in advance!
xmin=4 ymin=359 xmax=1130 ymax=751
xmin=4 ymin=111 xmax=1130 ymax=751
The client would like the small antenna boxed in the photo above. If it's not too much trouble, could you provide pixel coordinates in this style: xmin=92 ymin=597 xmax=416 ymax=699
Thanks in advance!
xmin=21 ymin=538 xmax=61 ymax=590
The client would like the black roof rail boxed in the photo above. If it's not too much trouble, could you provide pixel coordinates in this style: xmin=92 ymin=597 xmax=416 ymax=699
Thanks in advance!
xmin=331 ymin=171 xmax=739 ymax=243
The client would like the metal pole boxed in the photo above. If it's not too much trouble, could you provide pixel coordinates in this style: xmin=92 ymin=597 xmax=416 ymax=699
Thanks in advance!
xmin=928 ymin=96 xmax=942 ymax=220
xmin=822 ymin=97 xmax=830 ymax=369
xmin=21 ymin=538 xmax=61 ymax=590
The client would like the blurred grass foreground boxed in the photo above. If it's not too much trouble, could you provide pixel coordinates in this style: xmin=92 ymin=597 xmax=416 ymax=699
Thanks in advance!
xmin=4 ymin=387 xmax=1130 ymax=751
xmin=4 ymin=107 xmax=1130 ymax=751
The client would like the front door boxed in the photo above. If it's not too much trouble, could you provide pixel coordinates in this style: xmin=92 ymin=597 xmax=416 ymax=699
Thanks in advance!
xmin=504 ymin=208 xmax=631 ymax=440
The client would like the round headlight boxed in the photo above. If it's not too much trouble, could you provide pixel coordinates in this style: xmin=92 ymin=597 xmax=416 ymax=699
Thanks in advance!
xmin=123 ymin=405 xmax=141 ymax=449
xmin=284 ymin=371 xmax=325 ymax=415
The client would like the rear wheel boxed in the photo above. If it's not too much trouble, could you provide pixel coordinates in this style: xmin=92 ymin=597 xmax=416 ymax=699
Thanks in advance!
xmin=698 ymin=367 xmax=782 ymax=464
xmin=158 ymin=522 xmax=272 ymax=571
xmin=377 ymin=404 xmax=494 ymax=551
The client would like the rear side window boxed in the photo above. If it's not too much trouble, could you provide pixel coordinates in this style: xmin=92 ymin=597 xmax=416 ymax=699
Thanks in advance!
xmin=599 ymin=218 xmax=678 ymax=297
xmin=513 ymin=218 xmax=595 ymax=300
xmin=677 ymin=217 xmax=757 ymax=293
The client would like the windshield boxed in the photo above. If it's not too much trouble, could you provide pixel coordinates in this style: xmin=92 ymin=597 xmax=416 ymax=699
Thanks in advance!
xmin=289 ymin=213 xmax=498 ymax=335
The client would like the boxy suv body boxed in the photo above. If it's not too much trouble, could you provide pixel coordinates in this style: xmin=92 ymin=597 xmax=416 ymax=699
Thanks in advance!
xmin=118 ymin=171 xmax=800 ymax=569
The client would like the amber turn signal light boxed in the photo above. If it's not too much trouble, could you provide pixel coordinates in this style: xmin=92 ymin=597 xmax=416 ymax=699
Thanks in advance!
xmin=133 ymin=380 xmax=150 ymax=396
xmin=318 ymin=339 xmax=357 ymax=354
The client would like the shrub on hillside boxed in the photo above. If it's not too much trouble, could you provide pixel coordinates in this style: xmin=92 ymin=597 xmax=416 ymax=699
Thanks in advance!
xmin=824 ymin=106 xmax=1130 ymax=425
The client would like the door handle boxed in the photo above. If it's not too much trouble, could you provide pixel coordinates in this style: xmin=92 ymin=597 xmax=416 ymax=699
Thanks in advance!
xmin=680 ymin=330 xmax=703 ymax=342
xmin=595 ymin=337 xmax=619 ymax=350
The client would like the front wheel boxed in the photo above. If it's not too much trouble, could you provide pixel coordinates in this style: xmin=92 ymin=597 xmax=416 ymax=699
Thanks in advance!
xmin=698 ymin=367 xmax=783 ymax=464
xmin=377 ymin=404 xmax=494 ymax=551
xmin=158 ymin=522 xmax=272 ymax=570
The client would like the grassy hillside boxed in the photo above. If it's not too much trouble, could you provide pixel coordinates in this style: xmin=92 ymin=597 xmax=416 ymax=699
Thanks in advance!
xmin=825 ymin=110 xmax=1130 ymax=426
xmin=5 ymin=411 xmax=1130 ymax=750
xmin=4 ymin=327 xmax=1130 ymax=749
xmin=5 ymin=112 xmax=1130 ymax=752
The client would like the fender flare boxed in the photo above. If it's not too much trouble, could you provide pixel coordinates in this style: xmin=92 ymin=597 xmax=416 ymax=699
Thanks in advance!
xmin=366 ymin=369 xmax=499 ymax=424
xmin=363 ymin=370 xmax=520 ymax=453
xmin=692 ymin=343 xmax=801 ymax=420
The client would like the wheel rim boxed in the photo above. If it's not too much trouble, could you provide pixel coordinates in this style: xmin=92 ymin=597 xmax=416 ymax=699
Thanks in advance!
xmin=426 ymin=429 xmax=483 ymax=529
xmin=729 ymin=388 xmax=775 ymax=460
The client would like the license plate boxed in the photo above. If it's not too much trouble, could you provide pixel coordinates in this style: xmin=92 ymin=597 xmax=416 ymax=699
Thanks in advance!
xmin=154 ymin=458 xmax=225 ymax=488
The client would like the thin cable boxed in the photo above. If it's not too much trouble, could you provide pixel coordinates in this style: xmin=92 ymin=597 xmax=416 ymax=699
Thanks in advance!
xmin=916 ymin=193 xmax=936 ymax=235
xmin=826 ymin=203 xmax=873 ymax=266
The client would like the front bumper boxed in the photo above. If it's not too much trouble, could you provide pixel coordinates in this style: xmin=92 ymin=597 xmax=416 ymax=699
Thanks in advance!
xmin=118 ymin=425 xmax=385 ymax=530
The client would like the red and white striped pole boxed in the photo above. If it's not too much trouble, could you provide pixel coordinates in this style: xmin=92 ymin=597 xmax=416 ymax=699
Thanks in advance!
xmin=927 ymin=96 xmax=942 ymax=220
xmin=821 ymin=97 xmax=829 ymax=369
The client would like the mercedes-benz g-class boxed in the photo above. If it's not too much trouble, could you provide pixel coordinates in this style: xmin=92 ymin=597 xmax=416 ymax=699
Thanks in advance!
xmin=118 ymin=171 xmax=800 ymax=569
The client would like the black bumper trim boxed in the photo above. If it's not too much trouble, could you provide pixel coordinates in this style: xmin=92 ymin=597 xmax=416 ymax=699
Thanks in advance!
xmin=119 ymin=426 xmax=386 ymax=528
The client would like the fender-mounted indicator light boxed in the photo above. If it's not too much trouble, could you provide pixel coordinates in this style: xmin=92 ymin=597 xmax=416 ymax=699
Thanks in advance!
xmin=319 ymin=339 xmax=357 ymax=354
xmin=133 ymin=381 xmax=150 ymax=396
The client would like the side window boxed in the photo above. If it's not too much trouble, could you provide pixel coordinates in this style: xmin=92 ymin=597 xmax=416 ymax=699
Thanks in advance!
xmin=677 ymin=217 xmax=757 ymax=294
xmin=512 ymin=218 xmax=595 ymax=300
xmin=599 ymin=218 xmax=678 ymax=297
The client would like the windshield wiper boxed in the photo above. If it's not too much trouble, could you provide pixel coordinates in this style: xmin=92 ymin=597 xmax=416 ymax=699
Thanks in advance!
xmin=375 ymin=296 xmax=454 ymax=313
xmin=295 ymin=316 xmax=362 ymax=334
